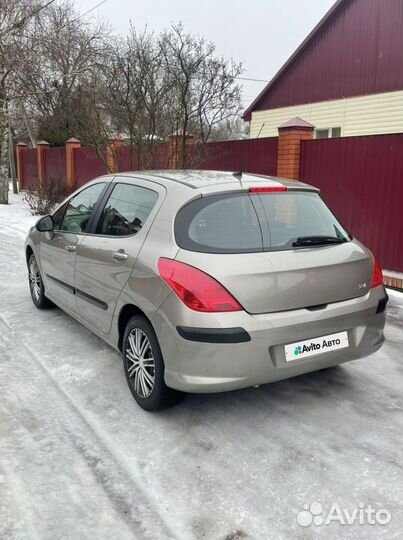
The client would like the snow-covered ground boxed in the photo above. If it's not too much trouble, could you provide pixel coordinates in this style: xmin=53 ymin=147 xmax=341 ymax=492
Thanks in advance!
xmin=0 ymin=193 xmax=402 ymax=540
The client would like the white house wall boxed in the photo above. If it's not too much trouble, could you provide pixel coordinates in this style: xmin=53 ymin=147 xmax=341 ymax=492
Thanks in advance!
xmin=249 ymin=90 xmax=403 ymax=138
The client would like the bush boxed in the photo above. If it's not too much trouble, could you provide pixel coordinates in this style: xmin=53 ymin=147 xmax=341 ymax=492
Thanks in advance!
xmin=23 ymin=176 xmax=70 ymax=215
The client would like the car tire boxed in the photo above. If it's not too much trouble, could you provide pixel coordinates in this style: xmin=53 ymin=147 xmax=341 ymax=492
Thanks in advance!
xmin=123 ymin=315 xmax=184 ymax=411
xmin=28 ymin=253 xmax=53 ymax=309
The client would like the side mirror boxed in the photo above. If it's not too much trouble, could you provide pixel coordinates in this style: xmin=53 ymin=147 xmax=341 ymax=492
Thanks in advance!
xmin=36 ymin=215 xmax=54 ymax=232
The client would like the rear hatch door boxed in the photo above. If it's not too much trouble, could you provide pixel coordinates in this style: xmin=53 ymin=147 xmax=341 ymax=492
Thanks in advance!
xmin=174 ymin=188 xmax=373 ymax=314
xmin=175 ymin=243 xmax=373 ymax=314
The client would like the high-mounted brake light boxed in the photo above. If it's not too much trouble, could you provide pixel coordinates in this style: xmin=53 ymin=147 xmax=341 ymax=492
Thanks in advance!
xmin=370 ymin=257 xmax=384 ymax=288
xmin=249 ymin=186 xmax=288 ymax=193
xmin=158 ymin=258 xmax=242 ymax=312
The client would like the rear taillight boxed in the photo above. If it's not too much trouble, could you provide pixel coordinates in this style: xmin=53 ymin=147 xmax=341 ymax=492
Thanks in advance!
xmin=249 ymin=186 xmax=288 ymax=193
xmin=158 ymin=258 xmax=242 ymax=312
xmin=370 ymin=257 xmax=384 ymax=288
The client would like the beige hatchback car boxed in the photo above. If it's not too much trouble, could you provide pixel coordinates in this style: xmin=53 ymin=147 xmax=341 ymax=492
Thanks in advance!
xmin=25 ymin=171 xmax=388 ymax=410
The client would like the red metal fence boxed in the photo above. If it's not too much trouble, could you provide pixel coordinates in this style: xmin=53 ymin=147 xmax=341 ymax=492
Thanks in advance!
xmin=196 ymin=137 xmax=278 ymax=175
xmin=66 ymin=138 xmax=278 ymax=186
xmin=21 ymin=149 xmax=38 ymax=190
xmin=17 ymin=132 xmax=402 ymax=275
xmin=46 ymin=146 xmax=67 ymax=190
xmin=300 ymin=133 xmax=403 ymax=272
xmin=117 ymin=145 xmax=139 ymax=171
xmin=74 ymin=147 xmax=107 ymax=187
xmin=114 ymin=138 xmax=278 ymax=175
xmin=117 ymin=143 xmax=172 ymax=171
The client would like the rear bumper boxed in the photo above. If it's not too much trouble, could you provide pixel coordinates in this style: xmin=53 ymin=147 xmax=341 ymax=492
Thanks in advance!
xmin=152 ymin=287 xmax=387 ymax=393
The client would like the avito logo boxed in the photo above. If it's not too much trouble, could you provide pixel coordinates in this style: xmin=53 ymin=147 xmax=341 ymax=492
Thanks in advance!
xmin=294 ymin=338 xmax=343 ymax=357
xmin=294 ymin=342 xmax=321 ymax=356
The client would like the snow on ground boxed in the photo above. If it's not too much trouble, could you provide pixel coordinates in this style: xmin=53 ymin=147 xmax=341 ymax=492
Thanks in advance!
xmin=0 ymin=193 xmax=402 ymax=540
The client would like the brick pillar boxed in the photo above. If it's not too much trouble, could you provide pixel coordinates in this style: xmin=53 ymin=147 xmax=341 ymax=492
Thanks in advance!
xmin=65 ymin=137 xmax=81 ymax=192
xmin=106 ymin=138 xmax=124 ymax=173
xmin=277 ymin=117 xmax=315 ymax=179
xmin=37 ymin=140 xmax=50 ymax=189
xmin=16 ymin=142 xmax=28 ymax=190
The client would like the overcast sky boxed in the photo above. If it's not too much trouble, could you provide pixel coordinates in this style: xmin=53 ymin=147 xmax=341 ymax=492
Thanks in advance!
xmin=74 ymin=0 xmax=335 ymax=108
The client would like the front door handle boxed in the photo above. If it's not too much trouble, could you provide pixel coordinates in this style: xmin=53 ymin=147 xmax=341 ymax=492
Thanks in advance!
xmin=112 ymin=250 xmax=128 ymax=261
xmin=65 ymin=245 xmax=76 ymax=252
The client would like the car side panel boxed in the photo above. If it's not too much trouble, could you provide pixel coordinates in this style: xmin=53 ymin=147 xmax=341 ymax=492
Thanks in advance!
xmin=109 ymin=185 xmax=195 ymax=349
xmin=110 ymin=215 xmax=180 ymax=348
xmin=74 ymin=179 xmax=167 ymax=334
xmin=39 ymin=231 xmax=82 ymax=313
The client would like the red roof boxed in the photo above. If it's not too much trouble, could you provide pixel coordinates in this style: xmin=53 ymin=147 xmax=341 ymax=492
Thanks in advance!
xmin=243 ymin=0 xmax=403 ymax=120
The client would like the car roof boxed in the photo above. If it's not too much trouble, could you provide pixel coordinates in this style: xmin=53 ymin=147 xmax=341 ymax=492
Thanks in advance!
xmin=113 ymin=170 xmax=317 ymax=192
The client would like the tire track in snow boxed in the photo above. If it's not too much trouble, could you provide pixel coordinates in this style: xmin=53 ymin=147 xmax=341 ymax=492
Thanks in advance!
xmin=0 ymin=314 xmax=177 ymax=540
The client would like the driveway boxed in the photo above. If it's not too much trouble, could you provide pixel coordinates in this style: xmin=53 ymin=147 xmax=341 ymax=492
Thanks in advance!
xmin=0 ymin=194 xmax=402 ymax=540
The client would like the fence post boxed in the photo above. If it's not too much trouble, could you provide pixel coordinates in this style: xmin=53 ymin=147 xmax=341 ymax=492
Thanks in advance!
xmin=66 ymin=137 xmax=81 ymax=192
xmin=37 ymin=140 xmax=50 ymax=189
xmin=277 ymin=117 xmax=315 ymax=179
xmin=16 ymin=142 xmax=28 ymax=190
xmin=106 ymin=138 xmax=123 ymax=173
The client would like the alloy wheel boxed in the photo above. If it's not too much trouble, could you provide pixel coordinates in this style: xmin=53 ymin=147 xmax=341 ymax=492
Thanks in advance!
xmin=125 ymin=328 xmax=155 ymax=398
xmin=29 ymin=258 xmax=41 ymax=302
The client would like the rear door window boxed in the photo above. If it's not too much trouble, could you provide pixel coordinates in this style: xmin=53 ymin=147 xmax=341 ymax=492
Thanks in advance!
xmin=175 ymin=194 xmax=263 ymax=253
xmin=95 ymin=183 xmax=158 ymax=236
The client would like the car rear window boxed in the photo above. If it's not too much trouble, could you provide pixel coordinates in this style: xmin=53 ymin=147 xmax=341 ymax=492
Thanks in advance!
xmin=175 ymin=194 xmax=263 ymax=253
xmin=174 ymin=191 xmax=350 ymax=254
xmin=259 ymin=191 xmax=350 ymax=250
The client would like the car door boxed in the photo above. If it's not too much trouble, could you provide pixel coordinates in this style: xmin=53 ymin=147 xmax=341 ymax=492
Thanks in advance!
xmin=74 ymin=178 xmax=164 ymax=334
xmin=40 ymin=182 xmax=108 ymax=314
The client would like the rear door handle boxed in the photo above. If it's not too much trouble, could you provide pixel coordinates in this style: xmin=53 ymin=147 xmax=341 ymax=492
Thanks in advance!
xmin=112 ymin=251 xmax=128 ymax=261
xmin=65 ymin=245 xmax=76 ymax=252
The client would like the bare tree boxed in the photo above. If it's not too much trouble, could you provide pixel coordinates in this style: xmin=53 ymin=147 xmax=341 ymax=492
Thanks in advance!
xmin=159 ymin=24 xmax=242 ymax=167
xmin=96 ymin=27 xmax=173 ymax=170
xmin=209 ymin=116 xmax=250 ymax=141
xmin=6 ymin=10 xmax=244 ymax=191
xmin=75 ymin=78 xmax=114 ymax=171
xmin=0 ymin=0 xmax=55 ymax=203
xmin=82 ymin=23 xmax=243 ymax=170
xmin=14 ymin=1 xmax=108 ymax=147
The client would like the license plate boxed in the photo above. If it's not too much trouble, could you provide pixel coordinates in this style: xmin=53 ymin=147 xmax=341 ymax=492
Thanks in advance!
xmin=284 ymin=331 xmax=349 ymax=362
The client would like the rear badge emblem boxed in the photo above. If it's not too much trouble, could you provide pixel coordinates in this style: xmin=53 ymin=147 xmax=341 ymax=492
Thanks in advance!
xmin=358 ymin=282 xmax=368 ymax=289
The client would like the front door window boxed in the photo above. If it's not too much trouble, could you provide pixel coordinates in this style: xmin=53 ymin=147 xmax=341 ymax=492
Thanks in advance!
xmin=61 ymin=183 xmax=106 ymax=234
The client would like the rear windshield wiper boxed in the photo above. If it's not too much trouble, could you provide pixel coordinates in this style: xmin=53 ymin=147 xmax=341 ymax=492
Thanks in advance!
xmin=292 ymin=235 xmax=347 ymax=247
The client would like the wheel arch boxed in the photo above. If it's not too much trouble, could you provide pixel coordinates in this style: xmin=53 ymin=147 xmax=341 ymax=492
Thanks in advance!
xmin=26 ymin=245 xmax=34 ymax=265
xmin=117 ymin=304 xmax=153 ymax=351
